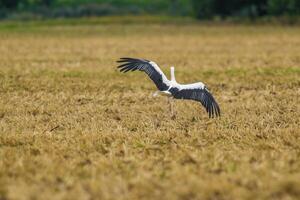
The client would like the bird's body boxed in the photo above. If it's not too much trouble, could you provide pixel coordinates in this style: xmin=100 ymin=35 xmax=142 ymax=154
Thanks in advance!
xmin=117 ymin=58 xmax=220 ymax=118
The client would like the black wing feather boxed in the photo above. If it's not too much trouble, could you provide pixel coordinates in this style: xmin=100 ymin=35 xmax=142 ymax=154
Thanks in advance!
xmin=172 ymin=87 xmax=220 ymax=118
xmin=117 ymin=58 xmax=170 ymax=91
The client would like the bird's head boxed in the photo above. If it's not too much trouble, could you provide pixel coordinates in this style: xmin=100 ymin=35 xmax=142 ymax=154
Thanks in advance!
xmin=170 ymin=66 xmax=176 ymax=82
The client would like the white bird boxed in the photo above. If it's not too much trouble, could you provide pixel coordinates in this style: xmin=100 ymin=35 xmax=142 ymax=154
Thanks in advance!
xmin=117 ymin=58 xmax=220 ymax=118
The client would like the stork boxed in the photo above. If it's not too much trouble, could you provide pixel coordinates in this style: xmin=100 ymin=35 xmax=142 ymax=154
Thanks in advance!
xmin=117 ymin=58 xmax=220 ymax=118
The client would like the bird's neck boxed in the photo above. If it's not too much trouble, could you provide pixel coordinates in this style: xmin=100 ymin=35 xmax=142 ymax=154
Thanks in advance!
xmin=170 ymin=67 xmax=176 ymax=82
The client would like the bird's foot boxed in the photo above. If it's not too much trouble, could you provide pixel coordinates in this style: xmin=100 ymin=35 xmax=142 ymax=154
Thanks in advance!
xmin=171 ymin=114 xmax=176 ymax=120
xmin=152 ymin=91 xmax=159 ymax=97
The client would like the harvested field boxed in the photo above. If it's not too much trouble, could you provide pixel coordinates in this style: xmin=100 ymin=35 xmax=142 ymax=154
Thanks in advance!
xmin=0 ymin=21 xmax=300 ymax=200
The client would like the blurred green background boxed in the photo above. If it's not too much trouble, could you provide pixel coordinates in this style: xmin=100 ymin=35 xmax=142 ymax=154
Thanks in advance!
xmin=0 ymin=0 xmax=300 ymax=21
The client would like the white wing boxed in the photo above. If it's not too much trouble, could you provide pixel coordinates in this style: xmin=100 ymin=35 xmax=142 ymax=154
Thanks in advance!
xmin=170 ymin=83 xmax=220 ymax=118
xmin=117 ymin=58 xmax=170 ymax=91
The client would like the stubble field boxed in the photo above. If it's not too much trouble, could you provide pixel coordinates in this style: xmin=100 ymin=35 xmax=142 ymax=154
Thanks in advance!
xmin=0 ymin=20 xmax=300 ymax=200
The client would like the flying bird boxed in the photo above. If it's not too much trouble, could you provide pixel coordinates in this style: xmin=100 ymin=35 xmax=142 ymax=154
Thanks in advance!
xmin=117 ymin=58 xmax=220 ymax=118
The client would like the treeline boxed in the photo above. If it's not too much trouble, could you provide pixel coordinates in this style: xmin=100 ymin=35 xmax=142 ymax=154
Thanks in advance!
xmin=0 ymin=0 xmax=299 ymax=20
xmin=0 ymin=0 xmax=192 ymax=19
xmin=192 ymin=0 xmax=300 ymax=19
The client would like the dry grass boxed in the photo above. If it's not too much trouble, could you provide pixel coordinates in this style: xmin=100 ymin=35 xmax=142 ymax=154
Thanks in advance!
xmin=0 ymin=22 xmax=300 ymax=200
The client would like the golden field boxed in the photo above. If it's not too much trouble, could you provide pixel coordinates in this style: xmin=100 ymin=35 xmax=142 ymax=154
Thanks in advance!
xmin=0 ymin=20 xmax=300 ymax=200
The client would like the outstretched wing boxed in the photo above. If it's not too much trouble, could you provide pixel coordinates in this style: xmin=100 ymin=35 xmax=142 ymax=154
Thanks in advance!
xmin=117 ymin=58 xmax=170 ymax=91
xmin=172 ymin=86 xmax=220 ymax=118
